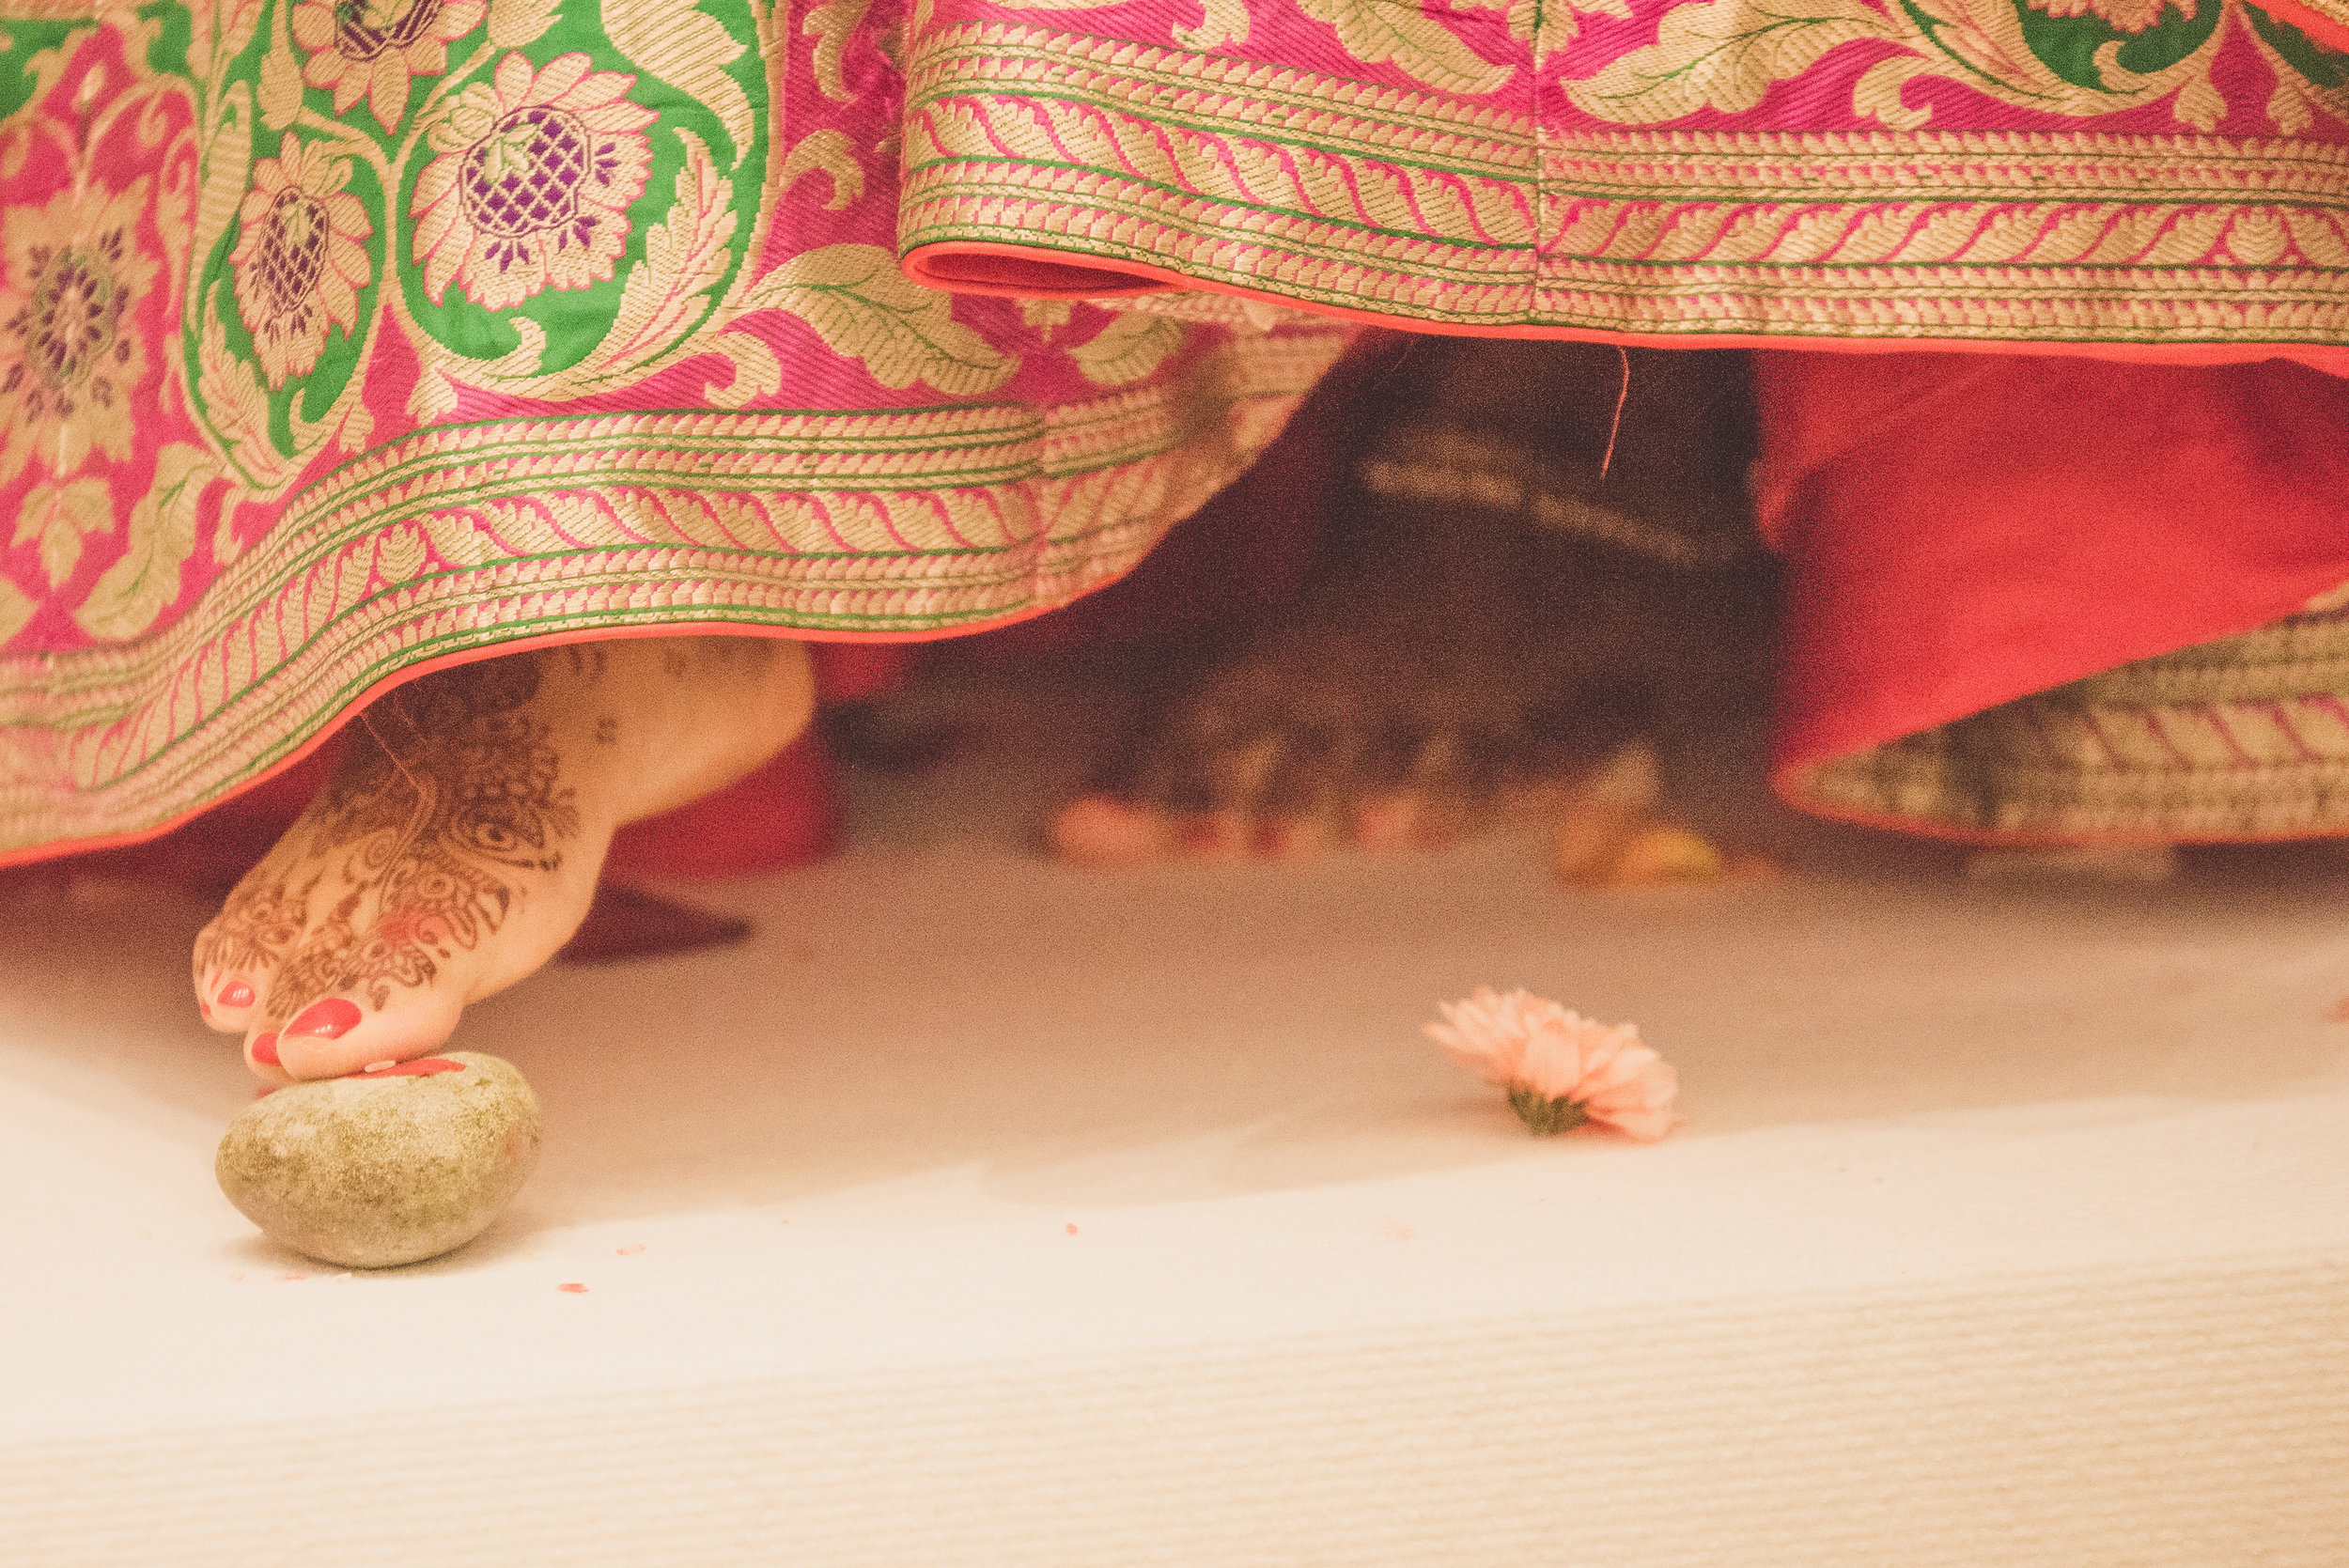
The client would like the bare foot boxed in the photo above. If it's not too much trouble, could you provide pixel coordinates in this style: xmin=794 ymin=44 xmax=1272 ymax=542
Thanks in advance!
xmin=1050 ymin=339 xmax=1779 ymax=868
xmin=194 ymin=637 xmax=813 ymax=1081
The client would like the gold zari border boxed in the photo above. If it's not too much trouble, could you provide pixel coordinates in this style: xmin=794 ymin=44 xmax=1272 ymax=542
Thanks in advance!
xmin=0 ymin=328 xmax=1350 ymax=856
xmin=902 ymin=24 xmax=2349 ymax=344
xmin=1793 ymin=608 xmax=2349 ymax=842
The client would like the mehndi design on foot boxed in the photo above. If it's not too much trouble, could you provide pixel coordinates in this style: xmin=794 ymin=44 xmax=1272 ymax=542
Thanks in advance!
xmin=194 ymin=636 xmax=817 ymax=1080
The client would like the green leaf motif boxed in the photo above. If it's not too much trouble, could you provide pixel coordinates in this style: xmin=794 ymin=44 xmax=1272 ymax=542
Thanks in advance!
xmin=192 ymin=87 xmax=257 ymax=318
xmin=1293 ymin=0 xmax=1516 ymax=96
xmin=76 ymin=446 xmax=215 ymax=644
xmin=751 ymin=243 xmax=1018 ymax=396
xmin=1564 ymin=0 xmax=1889 ymax=121
xmin=1068 ymin=310 xmax=1187 ymax=387
xmin=257 ymin=36 xmax=303 ymax=132
xmin=598 ymin=128 xmax=738 ymax=370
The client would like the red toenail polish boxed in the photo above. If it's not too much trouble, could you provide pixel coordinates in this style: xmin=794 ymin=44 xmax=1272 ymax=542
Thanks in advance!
xmin=216 ymin=980 xmax=255 ymax=1009
xmin=352 ymin=1058 xmax=466 ymax=1079
xmin=285 ymin=998 xmax=362 ymax=1039
xmin=251 ymin=1033 xmax=280 ymax=1066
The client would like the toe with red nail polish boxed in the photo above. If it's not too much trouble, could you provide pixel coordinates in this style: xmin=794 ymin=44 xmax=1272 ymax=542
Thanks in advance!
xmin=250 ymin=1033 xmax=280 ymax=1067
xmin=285 ymin=998 xmax=363 ymax=1040
xmin=215 ymin=980 xmax=256 ymax=1010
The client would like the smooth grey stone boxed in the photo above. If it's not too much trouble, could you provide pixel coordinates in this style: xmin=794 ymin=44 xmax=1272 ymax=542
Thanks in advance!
xmin=216 ymin=1051 xmax=541 ymax=1268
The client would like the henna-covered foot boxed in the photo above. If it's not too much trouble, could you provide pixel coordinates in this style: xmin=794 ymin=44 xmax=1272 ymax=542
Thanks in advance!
xmin=1050 ymin=339 xmax=1779 ymax=867
xmin=194 ymin=636 xmax=813 ymax=1080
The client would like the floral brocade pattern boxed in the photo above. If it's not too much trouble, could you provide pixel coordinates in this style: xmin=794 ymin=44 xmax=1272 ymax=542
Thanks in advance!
xmin=411 ymin=52 xmax=654 ymax=311
xmin=1795 ymin=603 xmax=2349 ymax=841
xmin=230 ymin=136 xmax=373 ymax=388
xmin=8 ymin=0 xmax=2349 ymax=859
xmin=0 ymin=0 xmax=1351 ymax=857
xmin=895 ymin=0 xmax=2349 ymax=343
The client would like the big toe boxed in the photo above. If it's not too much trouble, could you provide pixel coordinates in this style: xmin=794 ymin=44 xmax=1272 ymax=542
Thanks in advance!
xmin=259 ymin=992 xmax=464 ymax=1082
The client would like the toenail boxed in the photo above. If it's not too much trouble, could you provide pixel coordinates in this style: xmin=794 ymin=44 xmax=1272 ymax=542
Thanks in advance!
xmin=215 ymin=980 xmax=255 ymax=1009
xmin=251 ymin=1033 xmax=280 ymax=1066
xmin=285 ymin=998 xmax=363 ymax=1039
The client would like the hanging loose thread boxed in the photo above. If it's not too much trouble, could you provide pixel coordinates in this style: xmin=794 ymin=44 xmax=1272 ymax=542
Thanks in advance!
xmin=1599 ymin=346 xmax=1631 ymax=484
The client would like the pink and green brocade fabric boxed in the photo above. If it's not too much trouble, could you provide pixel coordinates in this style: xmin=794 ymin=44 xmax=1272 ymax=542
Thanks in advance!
xmin=9 ymin=0 xmax=2349 ymax=861
xmin=901 ymin=0 xmax=2349 ymax=361
xmin=0 ymin=0 xmax=1354 ymax=860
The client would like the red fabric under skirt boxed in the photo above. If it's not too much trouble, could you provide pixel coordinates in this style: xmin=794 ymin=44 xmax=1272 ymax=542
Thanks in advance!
xmin=1758 ymin=352 xmax=2349 ymax=843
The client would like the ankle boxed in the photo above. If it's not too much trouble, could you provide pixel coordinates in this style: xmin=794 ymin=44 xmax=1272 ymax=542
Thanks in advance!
xmin=588 ymin=637 xmax=817 ymax=825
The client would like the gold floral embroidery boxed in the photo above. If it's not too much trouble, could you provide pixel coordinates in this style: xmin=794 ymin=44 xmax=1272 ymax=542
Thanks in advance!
xmin=1565 ymin=0 xmax=2243 ymax=131
xmin=0 ymin=179 xmax=153 ymax=486
xmin=411 ymin=53 xmax=655 ymax=311
xmin=231 ymin=136 xmax=376 ymax=390
xmin=2029 ymin=0 xmax=2191 ymax=32
xmin=11 ymin=475 xmax=113 ymax=590
xmin=292 ymin=0 xmax=490 ymax=133
xmin=0 ymin=574 xmax=31 ymax=650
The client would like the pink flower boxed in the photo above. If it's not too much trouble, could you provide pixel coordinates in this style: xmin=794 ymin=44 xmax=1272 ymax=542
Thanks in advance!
xmin=0 ymin=178 xmax=156 ymax=486
xmin=292 ymin=0 xmax=490 ymax=133
xmin=1426 ymin=987 xmax=1677 ymax=1141
xmin=411 ymin=54 xmax=655 ymax=312
xmin=230 ymin=136 xmax=375 ymax=390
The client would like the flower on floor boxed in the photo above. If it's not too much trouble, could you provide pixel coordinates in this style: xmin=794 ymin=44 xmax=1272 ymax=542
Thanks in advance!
xmin=1426 ymin=986 xmax=1677 ymax=1140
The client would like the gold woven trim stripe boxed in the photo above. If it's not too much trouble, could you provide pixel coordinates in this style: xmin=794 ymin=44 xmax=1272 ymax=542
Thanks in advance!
xmin=0 ymin=328 xmax=1348 ymax=855
xmin=2277 ymin=0 xmax=2349 ymax=39
xmin=1794 ymin=608 xmax=2349 ymax=841
xmin=901 ymin=24 xmax=2349 ymax=344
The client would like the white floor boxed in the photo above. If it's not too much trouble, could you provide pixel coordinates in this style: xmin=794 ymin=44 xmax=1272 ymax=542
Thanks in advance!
xmin=4 ymin=679 xmax=2346 ymax=1565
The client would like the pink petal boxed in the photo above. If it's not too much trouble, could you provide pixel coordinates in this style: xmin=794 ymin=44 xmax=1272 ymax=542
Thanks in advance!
xmin=533 ymin=52 xmax=594 ymax=103
xmin=320 ymin=192 xmax=371 ymax=237
xmin=290 ymin=4 xmax=334 ymax=49
xmin=1516 ymin=1025 xmax=1588 ymax=1102
xmin=493 ymin=51 xmax=537 ymax=106
xmin=561 ymin=70 xmax=637 ymax=112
